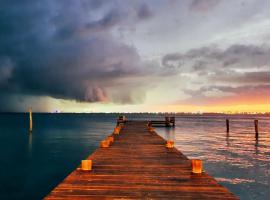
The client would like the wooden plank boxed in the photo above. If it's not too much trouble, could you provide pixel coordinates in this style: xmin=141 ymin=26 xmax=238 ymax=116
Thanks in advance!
xmin=45 ymin=121 xmax=238 ymax=200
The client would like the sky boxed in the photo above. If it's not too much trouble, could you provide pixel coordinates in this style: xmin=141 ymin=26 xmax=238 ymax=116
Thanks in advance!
xmin=1 ymin=0 xmax=270 ymax=113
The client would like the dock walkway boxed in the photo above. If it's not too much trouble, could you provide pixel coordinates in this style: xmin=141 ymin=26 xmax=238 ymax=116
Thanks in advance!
xmin=46 ymin=121 xmax=238 ymax=199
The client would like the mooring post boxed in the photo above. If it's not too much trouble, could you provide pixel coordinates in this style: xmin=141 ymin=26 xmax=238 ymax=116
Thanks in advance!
xmin=226 ymin=119 xmax=229 ymax=133
xmin=170 ymin=117 xmax=175 ymax=127
xmin=254 ymin=119 xmax=259 ymax=139
xmin=29 ymin=107 xmax=33 ymax=132
xmin=165 ymin=117 xmax=170 ymax=127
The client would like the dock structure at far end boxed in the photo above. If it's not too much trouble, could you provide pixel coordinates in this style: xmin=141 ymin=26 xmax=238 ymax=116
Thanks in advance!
xmin=46 ymin=120 xmax=238 ymax=200
xmin=149 ymin=116 xmax=175 ymax=127
xmin=117 ymin=115 xmax=127 ymax=126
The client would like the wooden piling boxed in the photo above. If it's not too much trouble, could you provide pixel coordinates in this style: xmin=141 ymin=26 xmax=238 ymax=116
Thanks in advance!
xmin=170 ymin=117 xmax=175 ymax=127
xmin=46 ymin=120 xmax=238 ymax=200
xmin=254 ymin=119 xmax=259 ymax=139
xmin=165 ymin=117 xmax=170 ymax=127
xmin=29 ymin=107 xmax=33 ymax=132
xmin=117 ymin=115 xmax=126 ymax=126
xmin=226 ymin=119 xmax=229 ymax=133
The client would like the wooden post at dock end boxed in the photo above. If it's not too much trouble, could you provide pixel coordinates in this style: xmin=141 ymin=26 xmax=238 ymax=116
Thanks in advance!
xmin=226 ymin=119 xmax=229 ymax=133
xmin=254 ymin=119 xmax=259 ymax=139
xmin=170 ymin=117 xmax=175 ymax=127
xmin=29 ymin=107 xmax=33 ymax=132
xmin=117 ymin=115 xmax=126 ymax=126
xmin=165 ymin=117 xmax=170 ymax=127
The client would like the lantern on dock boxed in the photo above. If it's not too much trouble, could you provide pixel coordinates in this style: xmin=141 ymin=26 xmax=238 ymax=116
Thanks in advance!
xmin=100 ymin=139 xmax=110 ymax=148
xmin=107 ymin=136 xmax=114 ymax=143
xmin=113 ymin=127 xmax=120 ymax=135
xmin=166 ymin=140 xmax=174 ymax=148
xmin=148 ymin=127 xmax=155 ymax=132
xmin=191 ymin=159 xmax=203 ymax=174
xmin=81 ymin=160 xmax=92 ymax=171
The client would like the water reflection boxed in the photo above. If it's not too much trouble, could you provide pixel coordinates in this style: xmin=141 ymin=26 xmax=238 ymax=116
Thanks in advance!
xmin=165 ymin=127 xmax=175 ymax=141
xmin=157 ymin=115 xmax=270 ymax=200
xmin=254 ymin=139 xmax=259 ymax=155
xmin=0 ymin=113 xmax=116 ymax=200
xmin=28 ymin=132 xmax=32 ymax=153
xmin=226 ymin=132 xmax=230 ymax=147
xmin=216 ymin=177 xmax=255 ymax=184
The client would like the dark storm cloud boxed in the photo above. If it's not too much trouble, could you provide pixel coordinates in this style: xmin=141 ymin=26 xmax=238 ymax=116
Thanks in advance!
xmin=0 ymin=0 xmax=155 ymax=108
xmin=0 ymin=56 xmax=13 ymax=86
xmin=84 ymin=0 xmax=107 ymax=9
xmin=85 ymin=9 xmax=123 ymax=32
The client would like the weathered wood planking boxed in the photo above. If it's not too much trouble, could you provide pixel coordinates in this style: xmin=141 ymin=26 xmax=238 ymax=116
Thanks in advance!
xmin=45 ymin=121 xmax=238 ymax=199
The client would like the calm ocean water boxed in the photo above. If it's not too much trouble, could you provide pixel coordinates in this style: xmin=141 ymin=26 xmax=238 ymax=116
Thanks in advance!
xmin=0 ymin=113 xmax=269 ymax=199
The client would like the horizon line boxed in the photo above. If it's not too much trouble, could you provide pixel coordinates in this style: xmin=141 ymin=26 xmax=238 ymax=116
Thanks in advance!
xmin=1 ymin=112 xmax=270 ymax=115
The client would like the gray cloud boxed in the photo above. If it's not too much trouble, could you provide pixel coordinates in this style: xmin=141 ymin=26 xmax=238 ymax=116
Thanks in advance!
xmin=163 ymin=44 xmax=270 ymax=105
xmin=0 ymin=57 xmax=14 ymax=86
xmin=190 ymin=0 xmax=222 ymax=12
xmin=162 ymin=44 xmax=270 ymax=80
xmin=181 ymin=84 xmax=270 ymax=105
xmin=210 ymin=71 xmax=270 ymax=84
xmin=0 ymin=0 xmax=156 ymax=110
xmin=137 ymin=3 xmax=153 ymax=20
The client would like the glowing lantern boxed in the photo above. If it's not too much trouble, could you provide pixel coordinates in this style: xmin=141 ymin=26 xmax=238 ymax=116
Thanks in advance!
xmin=81 ymin=160 xmax=92 ymax=171
xmin=113 ymin=127 xmax=120 ymax=135
xmin=148 ymin=127 xmax=155 ymax=132
xmin=166 ymin=140 xmax=174 ymax=148
xmin=107 ymin=136 xmax=114 ymax=143
xmin=100 ymin=140 xmax=110 ymax=148
xmin=191 ymin=159 xmax=203 ymax=174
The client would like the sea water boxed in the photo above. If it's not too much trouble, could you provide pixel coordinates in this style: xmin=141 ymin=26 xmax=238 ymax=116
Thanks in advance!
xmin=0 ymin=113 xmax=269 ymax=199
xmin=157 ymin=114 xmax=270 ymax=200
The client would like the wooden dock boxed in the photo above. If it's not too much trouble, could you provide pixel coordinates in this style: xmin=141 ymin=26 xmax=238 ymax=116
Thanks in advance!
xmin=45 ymin=121 xmax=238 ymax=199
